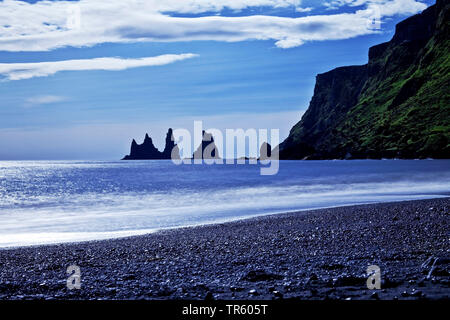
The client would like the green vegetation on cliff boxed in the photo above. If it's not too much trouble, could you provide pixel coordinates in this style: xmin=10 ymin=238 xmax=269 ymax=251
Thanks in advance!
xmin=280 ymin=0 xmax=449 ymax=159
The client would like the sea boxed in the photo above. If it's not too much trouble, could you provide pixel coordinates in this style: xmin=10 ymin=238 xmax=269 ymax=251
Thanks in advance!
xmin=0 ymin=160 xmax=449 ymax=248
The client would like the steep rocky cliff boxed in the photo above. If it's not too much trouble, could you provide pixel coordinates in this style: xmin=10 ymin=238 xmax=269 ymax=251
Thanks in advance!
xmin=280 ymin=0 xmax=449 ymax=159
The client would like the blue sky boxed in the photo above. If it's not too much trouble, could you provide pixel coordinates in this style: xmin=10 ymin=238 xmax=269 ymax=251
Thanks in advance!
xmin=0 ymin=0 xmax=434 ymax=159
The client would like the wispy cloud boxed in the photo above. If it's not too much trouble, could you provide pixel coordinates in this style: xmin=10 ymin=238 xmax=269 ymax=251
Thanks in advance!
xmin=0 ymin=0 xmax=427 ymax=52
xmin=296 ymin=7 xmax=313 ymax=13
xmin=0 ymin=54 xmax=199 ymax=80
xmin=323 ymin=0 xmax=428 ymax=14
xmin=24 ymin=95 xmax=67 ymax=107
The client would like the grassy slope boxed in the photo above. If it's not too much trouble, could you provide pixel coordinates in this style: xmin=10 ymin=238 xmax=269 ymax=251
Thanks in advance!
xmin=281 ymin=1 xmax=449 ymax=159
xmin=340 ymin=7 xmax=450 ymax=158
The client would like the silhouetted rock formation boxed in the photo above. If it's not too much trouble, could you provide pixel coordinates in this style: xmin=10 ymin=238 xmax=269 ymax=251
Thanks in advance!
xmin=259 ymin=142 xmax=272 ymax=160
xmin=162 ymin=128 xmax=180 ymax=160
xmin=122 ymin=129 xmax=180 ymax=160
xmin=193 ymin=131 xmax=221 ymax=160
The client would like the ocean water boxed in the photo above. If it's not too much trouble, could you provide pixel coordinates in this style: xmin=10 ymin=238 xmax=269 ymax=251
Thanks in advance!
xmin=0 ymin=160 xmax=449 ymax=248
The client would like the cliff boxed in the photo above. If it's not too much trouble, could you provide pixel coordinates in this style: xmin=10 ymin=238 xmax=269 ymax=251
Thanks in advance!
xmin=280 ymin=0 xmax=449 ymax=159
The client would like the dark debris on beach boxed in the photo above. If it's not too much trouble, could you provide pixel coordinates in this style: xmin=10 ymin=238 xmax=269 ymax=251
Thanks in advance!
xmin=0 ymin=198 xmax=449 ymax=300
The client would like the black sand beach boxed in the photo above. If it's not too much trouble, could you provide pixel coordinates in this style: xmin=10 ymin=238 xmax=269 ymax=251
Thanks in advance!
xmin=0 ymin=198 xmax=448 ymax=300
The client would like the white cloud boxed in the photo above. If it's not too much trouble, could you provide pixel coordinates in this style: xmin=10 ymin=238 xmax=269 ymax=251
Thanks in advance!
xmin=296 ymin=7 xmax=313 ymax=13
xmin=24 ymin=95 xmax=66 ymax=107
xmin=324 ymin=0 xmax=427 ymax=14
xmin=0 ymin=0 xmax=428 ymax=52
xmin=0 ymin=54 xmax=199 ymax=80
xmin=149 ymin=0 xmax=304 ymax=13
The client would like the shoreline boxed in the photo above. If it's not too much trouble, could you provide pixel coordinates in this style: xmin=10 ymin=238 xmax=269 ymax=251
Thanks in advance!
xmin=2 ymin=195 xmax=448 ymax=250
xmin=0 ymin=198 xmax=448 ymax=300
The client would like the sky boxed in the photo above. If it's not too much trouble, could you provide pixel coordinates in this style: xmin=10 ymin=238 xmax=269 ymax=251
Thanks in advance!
xmin=0 ymin=0 xmax=435 ymax=160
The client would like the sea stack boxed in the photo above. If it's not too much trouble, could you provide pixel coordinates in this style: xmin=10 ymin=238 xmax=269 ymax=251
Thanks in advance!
xmin=192 ymin=131 xmax=221 ymax=160
xmin=122 ymin=129 xmax=180 ymax=160
xmin=162 ymin=128 xmax=180 ymax=160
